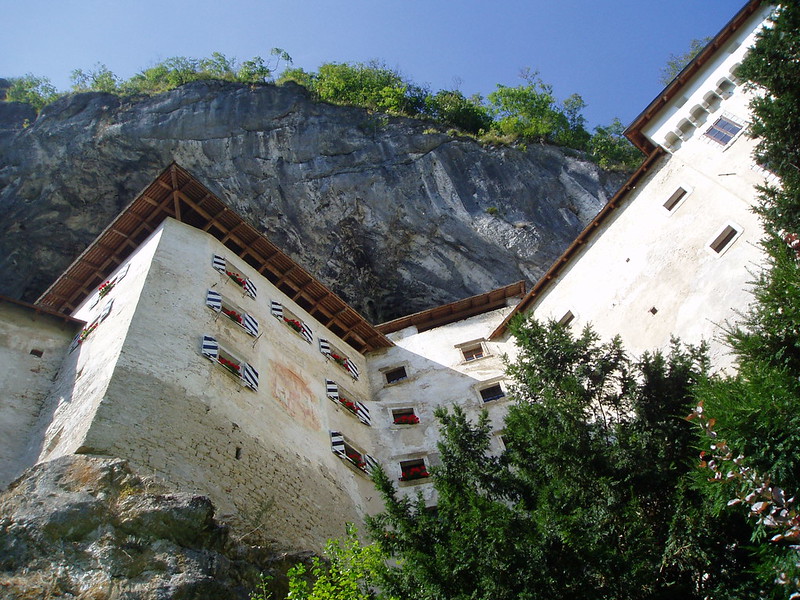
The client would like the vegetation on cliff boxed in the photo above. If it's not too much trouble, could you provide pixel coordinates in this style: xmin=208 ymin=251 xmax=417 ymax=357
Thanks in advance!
xmin=3 ymin=52 xmax=642 ymax=170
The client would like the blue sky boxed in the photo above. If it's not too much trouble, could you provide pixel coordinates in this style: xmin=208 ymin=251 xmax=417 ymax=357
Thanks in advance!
xmin=1 ymin=0 xmax=742 ymax=128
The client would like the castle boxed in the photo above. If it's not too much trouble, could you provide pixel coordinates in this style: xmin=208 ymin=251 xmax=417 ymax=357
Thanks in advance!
xmin=0 ymin=0 xmax=773 ymax=552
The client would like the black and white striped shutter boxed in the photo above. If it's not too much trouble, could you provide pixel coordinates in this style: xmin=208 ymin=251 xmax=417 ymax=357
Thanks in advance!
xmin=345 ymin=358 xmax=360 ymax=380
xmin=270 ymin=301 xmax=284 ymax=320
xmin=326 ymin=379 xmax=340 ymax=401
xmin=90 ymin=294 xmax=100 ymax=309
xmin=319 ymin=338 xmax=331 ymax=356
xmin=202 ymin=335 xmax=219 ymax=360
xmin=243 ymin=278 xmax=257 ymax=299
xmin=242 ymin=313 xmax=259 ymax=337
xmin=300 ymin=322 xmax=313 ymax=344
xmin=116 ymin=263 xmax=130 ymax=282
xmin=241 ymin=362 xmax=259 ymax=390
xmin=330 ymin=431 xmax=346 ymax=457
xmin=212 ymin=254 xmax=226 ymax=273
xmin=364 ymin=454 xmax=380 ymax=476
xmin=99 ymin=299 xmax=114 ymax=321
xmin=206 ymin=290 xmax=222 ymax=312
xmin=355 ymin=401 xmax=371 ymax=426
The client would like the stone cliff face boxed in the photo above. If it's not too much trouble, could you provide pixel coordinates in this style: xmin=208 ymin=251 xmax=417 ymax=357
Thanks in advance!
xmin=0 ymin=81 xmax=627 ymax=322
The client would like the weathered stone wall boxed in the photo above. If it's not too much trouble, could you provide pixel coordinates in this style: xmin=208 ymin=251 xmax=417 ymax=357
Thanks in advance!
xmin=0 ymin=299 xmax=80 ymax=487
xmin=79 ymin=219 xmax=378 ymax=551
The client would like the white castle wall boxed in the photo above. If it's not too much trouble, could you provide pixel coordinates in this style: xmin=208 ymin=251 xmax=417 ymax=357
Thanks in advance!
xmin=0 ymin=300 xmax=81 ymax=487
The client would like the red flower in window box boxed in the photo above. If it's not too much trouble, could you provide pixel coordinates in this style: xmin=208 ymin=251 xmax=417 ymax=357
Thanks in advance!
xmin=218 ymin=356 xmax=241 ymax=376
xmin=393 ymin=414 xmax=419 ymax=425
xmin=226 ymin=270 xmax=247 ymax=288
xmin=339 ymin=397 xmax=357 ymax=414
xmin=346 ymin=452 xmax=366 ymax=469
xmin=222 ymin=307 xmax=243 ymax=324
xmin=399 ymin=465 xmax=429 ymax=481
xmin=284 ymin=317 xmax=303 ymax=333
xmin=98 ymin=280 xmax=114 ymax=298
xmin=78 ymin=322 xmax=98 ymax=343
xmin=330 ymin=352 xmax=348 ymax=368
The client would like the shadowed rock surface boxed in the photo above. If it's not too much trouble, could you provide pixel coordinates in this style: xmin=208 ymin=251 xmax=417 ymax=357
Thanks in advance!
xmin=0 ymin=455 xmax=301 ymax=599
xmin=0 ymin=81 xmax=628 ymax=322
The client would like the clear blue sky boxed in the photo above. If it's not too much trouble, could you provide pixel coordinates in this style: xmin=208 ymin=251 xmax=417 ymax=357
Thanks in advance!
xmin=1 ymin=0 xmax=743 ymax=128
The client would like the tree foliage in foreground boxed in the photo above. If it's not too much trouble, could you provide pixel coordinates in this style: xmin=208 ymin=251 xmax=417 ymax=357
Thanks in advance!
xmin=369 ymin=322 xmax=759 ymax=600
xmin=659 ymin=37 xmax=713 ymax=87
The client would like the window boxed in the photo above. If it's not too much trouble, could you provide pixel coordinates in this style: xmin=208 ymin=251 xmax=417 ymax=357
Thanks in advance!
xmin=330 ymin=431 xmax=377 ymax=475
xmin=480 ymin=383 xmax=506 ymax=403
xmin=392 ymin=408 xmax=419 ymax=425
xmin=326 ymin=380 xmax=371 ymax=425
xmin=399 ymin=459 xmax=430 ymax=482
xmin=320 ymin=338 xmax=360 ymax=380
xmin=70 ymin=300 xmax=114 ymax=352
xmin=206 ymin=290 xmax=258 ymax=337
xmin=704 ymin=116 xmax=742 ymax=146
xmin=89 ymin=263 xmax=129 ymax=308
xmin=663 ymin=187 xmax=687 ymax=212
xmin=709 ymin=225 xmax=741 ymax=254
xmin=462 ymin=344 xmax=485 ymax=362
xmin=212 ymin=254 xmax=257 ymax=299
xmin=201 ymin=334 xmax=259 ymax=390
xmin=558 ymin=311 xmax=575 ymax=327
xmin=384 ymin=366 xmax=408 ymax=384
xmin=271 ymin=301 xmax=313 ymax=343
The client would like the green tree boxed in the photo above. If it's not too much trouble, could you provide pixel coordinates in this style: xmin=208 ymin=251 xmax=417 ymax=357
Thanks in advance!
xmin=369 ymin=321 xmax=757 ymax=600
xmin=587 ymin=117 xmax=643 ymax=170
xmin=5 ymin=74 xmax=59 ymax=111
xmin=423 ymin=90 xmax=492 ymax=134
xmin=659 ymin=37 xmax=713 ymax=86
xmin=70 ymin=63 xmax=120 ymax=93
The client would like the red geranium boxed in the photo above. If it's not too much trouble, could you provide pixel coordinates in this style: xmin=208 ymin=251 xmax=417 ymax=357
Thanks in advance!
xmin=222 ymin=307 xmax=243 ymax=324
xmin=394 ymin=414 xmax=420 ymax=425
xmin=400 ymin=465 xmax=430 ymax=481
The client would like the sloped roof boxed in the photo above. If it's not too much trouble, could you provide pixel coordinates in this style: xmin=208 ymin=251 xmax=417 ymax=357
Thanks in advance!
xmin=377 ymin=280 xmax=526 ymax=335
xmin=625 ymin=0 xmax=765 ymax=153
xmin=37 ymin=163 xmax=393 ymax=354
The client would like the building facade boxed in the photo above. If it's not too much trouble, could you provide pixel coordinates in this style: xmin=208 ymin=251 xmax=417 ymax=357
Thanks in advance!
xmin=0 ymin=0 xmax=773 ymax=553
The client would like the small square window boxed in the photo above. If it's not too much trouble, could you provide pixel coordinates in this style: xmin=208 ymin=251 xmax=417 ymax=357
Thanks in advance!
xmin=399 ymin=459 xmax=429 ymax=481
xmin=462 ymin=344 xmax=484 ymax=362
xmin=663 ymin=187 xmax=687 ymax=211
xmin=480 ymin=384 xmax=505 ymax=403
xmin=392 ymin=408 xmax=419 ymax=425
xmin=558 ymin=311 xmax=575 ymax=327
xmin=704 ymin=117 xmax=742 ymax=146
xmin=710 ymin=225 xmax=740 ymax=253
xmin=385 ymin=366 xmax=408 ymax=384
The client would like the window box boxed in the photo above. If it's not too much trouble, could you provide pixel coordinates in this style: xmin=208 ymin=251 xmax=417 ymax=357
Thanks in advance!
xmin=201 ymin=334 xmax=259 ymax=390
xmin=326 ymin=380 xmax=371 ymax=425
xmin=89 ymin=264 xmax=129 ymax=308
xmin=70 ymin=300 xmax=114 ymax=352
xmin=206 ymin=290 xmax=258 ymax=337
xmin=271 ymin=301 xmax=313 ymax=343
xmin=320 ymin=339 xmax=360 ymax=380
xmin=330 ymin=431 xmax=378 ymax=476
xmin=399 ymin=459 xmax=430 ymax=482
xmin=212 ymin=254 xmax=257 ymax=299
xmin=392 ymin=408 xmax=419 ymax=425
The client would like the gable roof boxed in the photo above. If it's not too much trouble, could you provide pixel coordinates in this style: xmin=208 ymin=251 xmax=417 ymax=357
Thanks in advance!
xmin=625 ymin=0 xmax=765 ymax=153
xmin=36 ymin=163 xmax=393 ymax=354
xmin=377 ymin=281 xmax=526 ymax=335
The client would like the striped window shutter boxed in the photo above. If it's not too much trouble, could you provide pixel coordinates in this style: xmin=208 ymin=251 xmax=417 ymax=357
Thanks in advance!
xmin=270 ymin=301 xmax=284 ymax=319
xmin=242 ymin=313 xmax=259 ymax=337
xmin=319 ymin=338 xmax=331 ymax=356
xmin=202 ymin=335 xmax=219 ymax=360
xmin=212 ymin=254 xmax=226 ymax=273
xmin=364 ymin=454 xmax=380 ymax=476
xmin=241 ymin=362 xmax=259 ymax=390
xmin=326 ymin=379 xmax=340 ymax=401
xmin=206 ymin=290 xmax=222 ymax=312
xmin=345 ymin=358 xmax=360 ymax=380
xmin=300 ymin=322 xmax=313 ymax=344
xmin=89 ymin=294 xmax=100 ymax=309
xmin=330 ymin=431 xmax=345 ymax=457
xmin=243 ymin=278 xmax=257 ymax=299
xmin=99 ymin=299 xmax=114 ymax=321
xmin=355 ymin=401 xmax=371 ymax=426
xmin=116 ymin=263 xmax=130 ymax=281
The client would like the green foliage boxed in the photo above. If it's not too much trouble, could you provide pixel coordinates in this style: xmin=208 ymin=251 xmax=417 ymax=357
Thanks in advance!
xmin=659 ymin=37 xmax=713 ymax=86
xmin=587 ymin=117 xmax=644 ymax=170
xmin=71 ymin=63 xmax=120 ymax=93
xmin=5 ymin=74 xmax=59 ymax=111
xmin=370 ymin=322 xmax=756 ymax=599
xmin=424 ymin=89 xmax=492 ymax=134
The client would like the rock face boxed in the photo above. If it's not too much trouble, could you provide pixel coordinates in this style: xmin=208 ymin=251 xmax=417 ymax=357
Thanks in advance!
xmin=0 ymin=455 xmax=295 ymax=599
xmin=0 ymin=81 xmax=627 ymax=322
